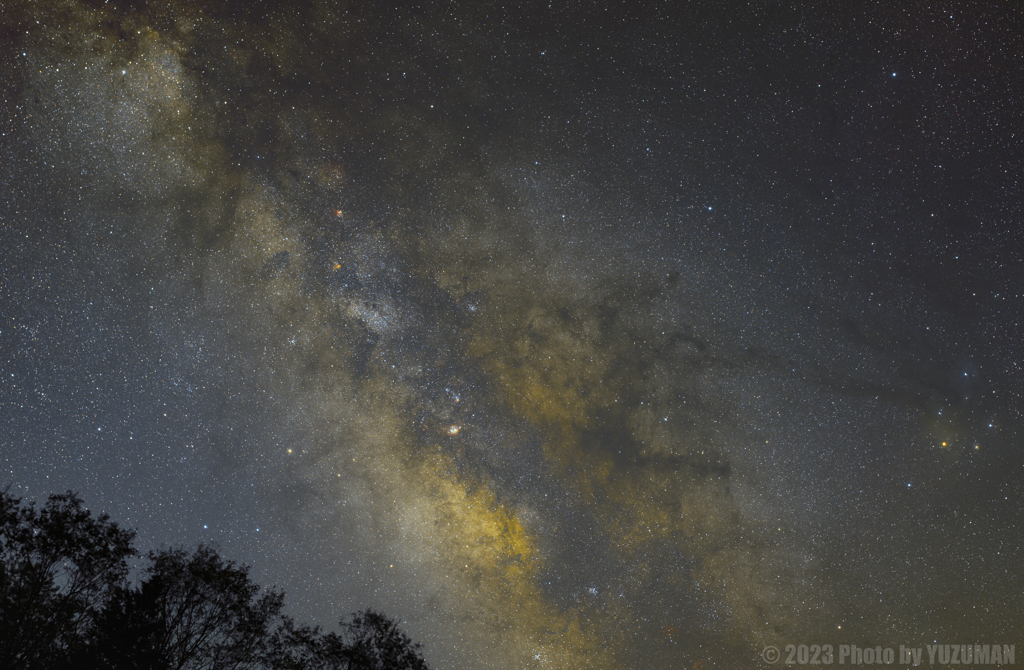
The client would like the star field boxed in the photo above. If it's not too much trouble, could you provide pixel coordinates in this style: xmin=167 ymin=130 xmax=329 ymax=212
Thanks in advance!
xmin=1 ymin=2 xmax=1023 ymax=668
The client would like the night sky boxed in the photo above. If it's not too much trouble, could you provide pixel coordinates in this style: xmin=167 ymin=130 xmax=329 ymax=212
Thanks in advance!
xmin=2 ymin=1 xmax=1023 ymax=667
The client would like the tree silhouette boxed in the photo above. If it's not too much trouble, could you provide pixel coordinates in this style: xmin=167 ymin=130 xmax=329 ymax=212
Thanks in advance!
xmin=80 ymin=545 xmax=285 ymax=670
xmin=0 ymin=490 xmax=430 ymax=670
xmin=263 ymin=616 xmax=332 ymax=670
xmin=263 ymin=609 xmax=430 ymax=670
xmin=0 ymin=489 xmax=136 ymax=670
xmin=336 ymin=610 xmax=430 ymax=670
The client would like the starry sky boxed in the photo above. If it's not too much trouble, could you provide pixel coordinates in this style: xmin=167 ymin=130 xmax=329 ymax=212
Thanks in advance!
xmin=2 ymin=1 xmax=1023 ymax=667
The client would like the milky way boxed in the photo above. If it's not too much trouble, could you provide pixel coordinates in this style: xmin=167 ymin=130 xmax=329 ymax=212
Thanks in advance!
xmin=2 ymin=2 xmax=1023 ymax=668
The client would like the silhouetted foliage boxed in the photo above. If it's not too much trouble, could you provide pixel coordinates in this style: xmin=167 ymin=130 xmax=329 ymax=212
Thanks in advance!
xmin=0 ymin=489 xmax=136 ymax=670
xmin=337 ymin=609 xmax=430 ymax=670
xmin=0 ymin=490 xmax=430 ymax=670
xmin=263 ymin=617 xmax=335 ymax=670
xmin=263 ymin=610 xmax=429 ymax=670
xmin=78 ymin=545 xmax=286 ymax=670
